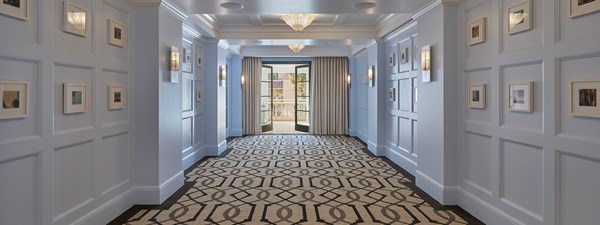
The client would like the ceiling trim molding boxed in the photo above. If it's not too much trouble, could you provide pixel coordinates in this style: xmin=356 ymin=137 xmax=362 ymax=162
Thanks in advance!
xmin=190 ymin=15 xmax=218 ymax=38
xmin=241 ymin=46 xmax=352 ymax=57
xmin=375 ymin=14 xmax=413 ymax=38
xmin=160 ymin=0 xmax=188 ymax=21
xmin=218 ymin=40 xmax=231 ymax=49
xmin=384 ymin=21 xmax=417 ymax=42
xmin=351 ymin=45 xmax=367 ymax=56
xmin=412 ymin=0 xmax=442 ymax=20
xmin=182 ymin=25 xmax=201 ymax=39
xmin=441 ymin=0 xmax=467 ymax=6
xmin=126 ymin=0 xmax=161 ymax=6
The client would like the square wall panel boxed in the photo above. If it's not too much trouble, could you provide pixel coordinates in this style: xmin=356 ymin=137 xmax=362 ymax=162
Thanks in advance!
xmin=54 ymin=141 xmax=93 ymax=219
xmin=398 ymin=38 xmax=411 ymax=73
xmin=501 ymin=62 xmax=543 ymax=132
xmin=501 ymin=0 xmax=543 ymax=53
xmin=464 ymin=1 xmax=493 ymax=60
xmin=0 ymin=0 xmax=38 ymax=45
xmin=501 ymin=140 xmax=543 ymax=218
xmin=559 ymin=0 xmax=600 ymax=42
xmin=53 ymin=64 xmax=93 ymax=134
xmin=559 ymin=153 xmax=600 ymax=225
xmin=97 ymin=133 xmax=129 ymax=195
xmin=398 ymin=117 xmax=412 ymax=153
xmin=465 ymin=68 xmax=491 ymax=124
xmin=101 ymin=2 xmax=129 ymax=61
xmin=101 ymin=70 xmax=128 ymax=126
xmin=0 ymin=154 xmax=38 ymax=225
xmin=54 ymin=0 xmax=93 ymax=55
xmin=464 ymin=132 xmax=492 ymax=194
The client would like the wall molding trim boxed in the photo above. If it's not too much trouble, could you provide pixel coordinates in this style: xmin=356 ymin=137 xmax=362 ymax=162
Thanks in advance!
xmin=72 ymin=187 xmax=136 ymax=225
xmin=457 ymin=188 xmax=524 ymax=225
xmin=217 ymin=140 xmax=228 ymax=155
xmin=412 ymin=0 xmax=443 ymax=21
xmin=182 ymin=25 xmax=201 ymax=39
xmin=385 ymin=147 xmax=418 ymax=175
xmin=126 ymin=0 xmax=161 ymax=6
xmin=135 ymin=171 xmax=184 ymax=205
xmin=384 ymin=21 xmax=418 ymax=42
xmin=160 ymin=0 xmax=188 ymax=21
xmin=441 ymin=0 xmax=467 ymax=6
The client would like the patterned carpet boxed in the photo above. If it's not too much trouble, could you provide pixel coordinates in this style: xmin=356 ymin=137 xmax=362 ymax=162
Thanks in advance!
xmin=112 ymin=135 xmax=481 ymax=225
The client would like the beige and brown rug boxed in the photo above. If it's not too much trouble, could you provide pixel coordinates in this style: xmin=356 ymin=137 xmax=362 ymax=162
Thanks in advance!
xmin=112 ymin=135 xmax=481 ymax=225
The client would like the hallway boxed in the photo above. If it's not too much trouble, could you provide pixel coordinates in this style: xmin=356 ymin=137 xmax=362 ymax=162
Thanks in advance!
xmin=111 ymin=135 xmax=481 ymax=224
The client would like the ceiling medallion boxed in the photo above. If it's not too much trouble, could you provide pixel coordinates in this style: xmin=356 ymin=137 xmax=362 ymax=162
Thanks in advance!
xmin=288 ymin=44 xmax=305 ymax=53
xmin=281 ymin=14 xmax=317 ymax=31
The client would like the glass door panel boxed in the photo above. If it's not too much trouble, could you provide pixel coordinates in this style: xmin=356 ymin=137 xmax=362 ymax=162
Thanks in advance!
xmin=295 ymin=65 xmax=310 ymax=132
xmin=261 ymin=65 xmax=273 ymax=132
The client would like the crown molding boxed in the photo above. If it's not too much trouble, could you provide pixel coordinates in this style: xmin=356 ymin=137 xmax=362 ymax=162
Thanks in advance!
xmin=182 ymin=25 xmax=201 ymax=39
xmin=412 ymin=0 xmax=442 ymax=20
xmin=218 ymin=25 xmax=376 ymax=40
xmin=160 ymin=0 xmax=188 ymax=21
xmin=189 ymin=15 xmax=218 ymax=38
xmin=442 ymin=0 xmax=466 ymax=6
xmin=126 ymin=0 xmax=161 ymax=6
xmin=375 ymin=14 xmax=413 ymax=38
xmin=241 ymin=46 xmax=352 ymax=57
xmin=384 ymin=21 xmax=417 ymax=42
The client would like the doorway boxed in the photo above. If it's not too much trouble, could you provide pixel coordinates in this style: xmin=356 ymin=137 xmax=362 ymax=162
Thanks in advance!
xmin=261 ymin=62 xmax=311 ymax=134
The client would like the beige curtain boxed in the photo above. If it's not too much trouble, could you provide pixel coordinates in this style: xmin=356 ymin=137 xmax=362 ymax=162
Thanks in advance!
xmin=242 ymin=57 xmax=262 ymax=135
xmin=310 ymin=57 xmax=349 ymax=135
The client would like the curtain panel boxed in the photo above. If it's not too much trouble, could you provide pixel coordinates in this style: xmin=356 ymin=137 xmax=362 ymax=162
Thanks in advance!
xmin=242 ymin=57 xmax=262 ymax=135
xmin=310 ymin=57 xmax=349 ymax=135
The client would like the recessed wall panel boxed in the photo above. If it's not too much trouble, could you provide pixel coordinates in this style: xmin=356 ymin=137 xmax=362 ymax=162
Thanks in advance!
xmin=183 ymin=117 xmax=193 ymax=149
xmin=0 ymin=154 xmax=38 ymax=225
xmin=0 ymin=0 xmax=38 ymax=45
xmin=501 ymin=62 xmax=543 ymax=132
xmin=464 ymin=132 xmax=492 ymax=193
xmin=559 ymin=153 xmax=600 ymax=225
xmin=464 ymin=1 xmax=492 ymax=60
xmin=97 ymin=133 xmax=129 ymax=195
xmin=559 ymin=0 xmax=600 ymax=42
xmin=387 ymin=115 xmax=398 ymax=147
xmin=501 ymin=0 xmax=543 ymax=53
xmin=465 ymin=68 xmax=491 ymax=123
xmin=501 ymin=140 xmax=543 ymax=218
xmin=54 ymin=0 xmax=93 ymax=55
xmin=398 ymin=78 xmax=411 ymax=112
xmin=53 ymin=64 xmax=93 ymax=134
xmin=194 ymin=115 xmax=203 ymax=145
xmin=398 ymin=117 xmax=412 ymax=153
xmin=101 ymin=2 xmax=129 ymax=61
xmin=101 ymin=70 xmax=128 ymax=126
xmin=54 ymin=141 xmax=93 ymax=218
xmin=398 ymin=38 xmax=411 ymax=73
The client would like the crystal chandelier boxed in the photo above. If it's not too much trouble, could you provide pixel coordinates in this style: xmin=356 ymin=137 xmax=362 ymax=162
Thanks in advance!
xmin=281 ymin=14 xmax=317 ymax=31
xmin=288 ymin=44 xmax=305 ymax=53
xmin=67 ymin=11 xmax=86 ymax=30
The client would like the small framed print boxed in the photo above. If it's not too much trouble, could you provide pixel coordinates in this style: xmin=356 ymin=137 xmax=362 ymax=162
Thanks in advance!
xmin=508 ymin=0 xmax=532 ymax=35
xmin=468 ymin=17 xmax=486 ymax=46
xmin=108 ymin=19 xmax=125 ymax=47
xmin=63 ymin=83 xmax=88 ymax=114
xmin=468 ymin=84 xmax=486 ymax=109
xmin=63 ymin=1 xmax=87 ymax=37
xmin=196 ymin=53 xmax=202 ymax=67
xmin=0 ymin=0 xmax=28 ymax=20
xmin=388 ymin=88 xmax=396 ymax=101
xmin=569 ymin=0 xmax=600 ymax=18
xmin=508 ymin=82 xmax=533 ymax=112
xmin=400 ymin=47 xmax=408 ymax=64
xmin=108 ymin=85 xmax=125 ymax=110
xmin=388 ymin=52 xmax=396 ymax=68
xmin=0 ymin=80 xmax=28 ymax=119
xmin=570 ymin=79 xmax=600 ymax=118
xmin=182 ymin=48 xmax=192 ymax=73
xmin=195 ymin=88 xmax=202 ymax=102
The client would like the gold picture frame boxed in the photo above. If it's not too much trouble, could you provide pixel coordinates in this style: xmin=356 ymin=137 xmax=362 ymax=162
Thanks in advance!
xmin=468 ymin=17 xmax=486 ymax=46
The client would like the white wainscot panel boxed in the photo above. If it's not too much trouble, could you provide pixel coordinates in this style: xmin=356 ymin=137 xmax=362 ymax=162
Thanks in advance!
xmin=0 ymin=0 xmax=38 ymax=45
xmin=0 ymin=57 xmax=39 ymax=144
xmin=54 ymin=141 xmax=93 ymax=219
xmin=102 ymin=70 xmax=128 ymax=126
xmin=97 ymin=133 xmax=129 ymax=195
xmin=559 ymin=153 xmax=600 ymax=225
xmin=386 ymin=114 xmax=398 ymax=147
xmin=398 ymin=117 xmax=412 ymax=153
xmin=500 ymin=140 xmax=543 ymax=219
xmin=53 ymin=64 xmax=93 ymax=134
xmin=101 ymin=2 xmax=130 ymax=61
xmin=464 ymin=132 xmax=492 ymax=194
xmin=193 ymin=115 xmax=203 ymax=145
xmin=388 ymin=80 xmax=398 ymax=110
xmin=54 ymin=0 xmax=93 ymax=55
xmin=398 ymin=78 xmax=411 ymax=112
xmin=501 ymin=62 xmax=543 ymax=132
xmin=501 ymin=0 xmax=543 ymax=53
xmin=0 ymin=154 xmax=38 ymax=225
xmin=559 ymin=55 xmax=600 ymax=141
xmin=559 ymin=0 xmax=600 ymax=42
xmin=194 ymin=81 xmax=203 ymax=110
xmin=465 ymin=68 xmax=491 ymax=124
xmin=464 ymin=1 xmax=493 ymax=60
xmin=398 ymin=38 xmax=411 ymax=73
xmin=183 ymin=117 xmax=193 ymax=149
xmin=182 ymin=79 xmax=193 ymax=112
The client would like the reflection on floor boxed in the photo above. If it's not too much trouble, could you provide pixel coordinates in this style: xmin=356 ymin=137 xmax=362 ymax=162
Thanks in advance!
xmin=265 ymin=121 xmax=307 ymax=134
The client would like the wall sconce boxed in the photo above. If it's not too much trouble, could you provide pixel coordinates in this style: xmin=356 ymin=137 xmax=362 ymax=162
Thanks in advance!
xmin=367 ymin=65 xmax=375 ymax=87
xmin=219 ymin=65 xmax=227 ymax=86
xmin=347 ymin=74 xmax=351 ymax=88
xmin=170 ymin=46 xmax=180 ymax=83
xmin=421 ymin=45 xmax=431 ymax=82
xmin=241 ymin=74 xmax=245 ymax=89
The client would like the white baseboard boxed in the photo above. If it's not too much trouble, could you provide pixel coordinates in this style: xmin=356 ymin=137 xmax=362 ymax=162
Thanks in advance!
xmin=457 ymin=188 xmax=524 ymax=225
xmin=217 ymin=140 xmax=228 ymax=155
xmin=229 ymin=129 xmax=243 ymax=137
xmin=182 ymin=145 xmax=207 ymax=171
xmin=385 ymin=147 xmax=417 ymax=176
xmin=72 ymin=187 xmax=136 ymax=225
xmin=415 ymin=170 xmax=457 ymax=205
xmin=136 ymin=171 xmax=184 ymax=205
xmin=367 ymin=140 xmax=385 ymax=156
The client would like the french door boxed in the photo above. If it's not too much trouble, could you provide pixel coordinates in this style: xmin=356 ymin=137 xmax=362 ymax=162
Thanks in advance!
xmin=295 ymin=65 xmax=310 ymax=132
xmin=261 ymin=65 xmax=273 ymax=132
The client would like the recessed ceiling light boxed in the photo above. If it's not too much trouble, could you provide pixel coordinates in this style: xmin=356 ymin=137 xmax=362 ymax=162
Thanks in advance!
xmin=220 ymin=2 xmax=244 ymax=10
xmin=354 ymin=2 xmax=376 ymax=10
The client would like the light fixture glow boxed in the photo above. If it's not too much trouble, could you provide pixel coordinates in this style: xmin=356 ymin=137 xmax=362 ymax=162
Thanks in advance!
xmin=421 ymin=45 xmax=431 ymax=82
xmin=220 ymin=66 xmax=227 ymax=86
xmin=240 ymin=74 xmax=245 ymax=89
xmin=67 ymin=11 xmax=86 ymax=30
xmin=170 ymin=46 xmax=180 ymax=72
xmin=281 ymin=14 xmax=317 ymax=31
xmin=347 ymin=74 xmax=351 ymax=84
xmin=288 ymin=44 xmax=305 ymax=53
xmin=367 ymin=65 xmax=374 ymax=87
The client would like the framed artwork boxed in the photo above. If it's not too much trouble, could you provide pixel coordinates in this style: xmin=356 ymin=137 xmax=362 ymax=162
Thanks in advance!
xmin=182 ymin=48 xmax=192 ymax=73
xmin=108 ymin=19 xmax=125 ymax=47
xmin=63 ymin=83 xmax=88 ymax=114
xmin=468 ymin=17 xmax=486 ymax=45
xmin=0 ymin=0 xmax=28 ymax=20
xmin=508 ymin=0 xmax=532 ymax=35
xmin=508 ymin=82 xmax=533 ymax=112
xmin=570 ymin=79 xmax=600 ymax=118
xmin=195 ymin=88 xmax=202 ymax=102
xmin=0 ymin=80 xmax=28 ymax=119
xmin=569 ymin=0 xmax=600 ymax=18
xmin=196 ymin=52 xmax=202 ymax=67
xmin=388 ymin=52 xmax=396 ymax=67
xmin=388 ymin=88 xmax=396 ymax=101
xmin=108 ymin=85 xmax=125 ymax=110
xmin=468 ymin=84 xmax=486 ymax=109
xmin=400 ymin=47 xmax=408 ymax=64
xmin=63 ymin=1 xmax=87 ymax=37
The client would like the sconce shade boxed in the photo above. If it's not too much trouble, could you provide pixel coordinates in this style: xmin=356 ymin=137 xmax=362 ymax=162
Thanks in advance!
xmin=421 ymin=45 xmax=431 ymax=71
xmin=170 ymin=46 xmax=180 ymax=71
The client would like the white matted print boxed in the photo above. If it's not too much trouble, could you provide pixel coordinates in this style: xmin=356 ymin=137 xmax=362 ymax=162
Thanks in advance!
xmin=108 ymin=85 xmax=125 ymax=110
xmin=468 ymin=84 xmax=486 ymax=109
xmin=182 ymin=48 xmax=192 ymax=73
xmin=195 ymin=88 xmax=202 ymax=102
xmin=63 ymin=1 xmax=87 ymax=37
xmin=388 ymin=52 xmax=396 ymax=67
xmin=64 ymin=83 xmax=88 ymax=114
xmin=508 ymin=82 xmax=533 ymax=112
xmin=388 ymin=88 xmax=396 ymax=102
xmin=0 ymin=0 xmax=28 ymax=20
xmin=196 ymin=52 xmax=203 ymax=67
xmin=570 ymin=79 xmax=600 ymax=118
xmin=0 ymin=80 xmax=28 ymax=119
xmin=400 ymin=47 xmax=408 ymax=64
xmin=569 ymin=0 xmax=600 ymax=18
xmin=468 ymin=17 xmax=486 ymax=46
xmin=508 ymin=0 xmax=532 ymax=35
xmin=108 ymin=19 xmax=125 ymax=47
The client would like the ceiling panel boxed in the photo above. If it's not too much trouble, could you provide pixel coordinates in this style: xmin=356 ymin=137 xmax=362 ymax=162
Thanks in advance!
xmin=258 ymin=14 xmax=338 ymax=25
xmin=213 ymin=15 xmax=254 ymax=25
xmin=341 ymin=14 xmax=385 ymax=25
